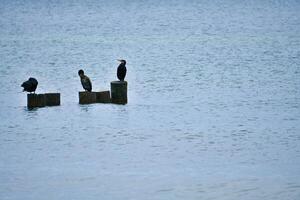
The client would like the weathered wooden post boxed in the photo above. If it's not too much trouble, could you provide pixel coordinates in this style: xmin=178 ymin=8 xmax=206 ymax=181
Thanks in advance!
xmin=79 ymin=92 xmax=97 ymax=104
xmin=27 ymin=93 xmax=61 ymax=108
xmin=45 ymin=93 xmax=60 ymax=106
xmin=27 ymin=94 xmax=46 ymax=108
xmin=110 ymin=81 xmax=127 ymax=104
xmin=96 ymin=91 xmax=111 ymax=103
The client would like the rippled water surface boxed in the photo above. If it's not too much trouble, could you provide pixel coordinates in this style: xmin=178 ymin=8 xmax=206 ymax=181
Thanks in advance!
xmin=1 ymin=0 xmax=300 ymax=199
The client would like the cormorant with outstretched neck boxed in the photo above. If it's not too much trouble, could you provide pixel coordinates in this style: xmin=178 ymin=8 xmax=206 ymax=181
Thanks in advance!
xmin=78 ymin=69 xmax=92 ymax=92
xmin=117 ymin=59 xmax=127 ymax=81
xmin=21 ymin=77 xmax=38 ymax=93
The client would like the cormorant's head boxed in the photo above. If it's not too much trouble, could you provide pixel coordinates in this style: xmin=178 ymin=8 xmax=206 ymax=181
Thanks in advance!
xmin=117 ymin=59 xmax=126 ymax=65
xmin=78 ymin=69 xmax=84 ymax=77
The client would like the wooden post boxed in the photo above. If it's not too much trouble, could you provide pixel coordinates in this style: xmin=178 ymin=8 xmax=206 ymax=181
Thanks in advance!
xmin=110 ymin=81 xmax=127 ymax=104
xmin=79 ymin=92 xmax=97 ymax=104
xmin=45 ymin=93 xmax=60 ymax=106
xmin=96 ymin=91 xmax=111 ymax=103
xmin=27 ymin=94 xmax=46 ymax=108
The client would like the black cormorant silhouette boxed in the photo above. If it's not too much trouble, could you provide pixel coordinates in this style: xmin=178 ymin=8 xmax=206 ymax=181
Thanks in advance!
xmin=21 ymin=77 xmax=38 ymax=93
xmin=78 ymin=69 xmax=92 ymax=92
xmin=117 ymin=59 xmax=127 ymax=81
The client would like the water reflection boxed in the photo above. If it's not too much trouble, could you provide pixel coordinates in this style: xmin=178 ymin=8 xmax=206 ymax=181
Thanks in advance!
xmin=23 ymin=106 xmax=39 ymax=118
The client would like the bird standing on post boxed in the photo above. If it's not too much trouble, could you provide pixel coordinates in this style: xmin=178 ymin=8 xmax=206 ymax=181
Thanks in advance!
xmin=78 ymin=69 xmax=92 ymax=92
xmin=117 ymin=59 xmax=127 ymax=81
xmin=21 ymin=77 xmax=38 ymax=93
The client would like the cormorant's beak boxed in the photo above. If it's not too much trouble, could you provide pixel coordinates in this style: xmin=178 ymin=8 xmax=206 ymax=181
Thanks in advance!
xmin=117 ymin=59 xmax=122 ymax=62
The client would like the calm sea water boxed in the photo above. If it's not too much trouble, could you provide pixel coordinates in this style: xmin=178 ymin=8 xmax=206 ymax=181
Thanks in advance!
xmin=1 ymin=0 xmax=300 ymax=199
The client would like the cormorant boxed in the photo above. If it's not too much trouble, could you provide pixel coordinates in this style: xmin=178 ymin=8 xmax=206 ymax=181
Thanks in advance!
xmin=117 ymin=59 xmax=127 ymax=81
xmin=21 ymin=77 xmax=38 ymax=93
xmin=78 ymin=69 xmax=92 ymax=92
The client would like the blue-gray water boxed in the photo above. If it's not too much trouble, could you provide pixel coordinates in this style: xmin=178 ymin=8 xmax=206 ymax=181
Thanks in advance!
xmin=1 ymin=0 xmax=300 ymax=199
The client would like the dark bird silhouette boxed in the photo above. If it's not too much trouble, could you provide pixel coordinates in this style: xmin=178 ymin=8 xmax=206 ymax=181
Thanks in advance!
xmin=117 ymin=59 xmax=127 ymax=81
xmin=78 ymin=69 xmax=92 ymax=92
xmin=21 ymin=77 xmax=38 ymax=93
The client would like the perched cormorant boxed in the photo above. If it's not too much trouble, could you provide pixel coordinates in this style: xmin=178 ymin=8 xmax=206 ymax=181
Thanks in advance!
xmin=21 ymin=77 xmax=38 ymax=93
xmin=117 ymin=59 xmax=127 ymax=81
xmin=78 ymin=69 xmax=92 ymax=92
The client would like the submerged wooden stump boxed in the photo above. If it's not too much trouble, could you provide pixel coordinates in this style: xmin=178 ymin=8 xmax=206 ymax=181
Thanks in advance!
xmin=45 ymin=93 xmax=60 ymax=106
xmin=27 ymin=94 xmax=46 ymax=108
xmin=96 ymin=91 xmax=111 ymax=103
xmin=79 ymin=91 xmax=97 ymax=104
xmin=27 ymin=93 xmax=61 ymax=108
xmin=110 ymin=81 xmax=127 ymax=104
